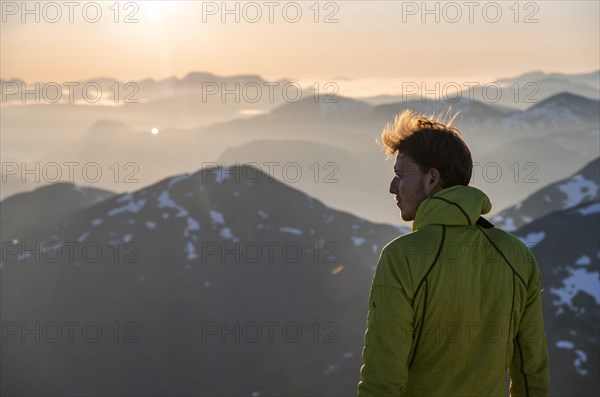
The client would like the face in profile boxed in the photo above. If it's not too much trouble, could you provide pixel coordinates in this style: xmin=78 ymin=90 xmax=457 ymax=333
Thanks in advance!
xmin=389 ymin=154 xmax=437 ymax=222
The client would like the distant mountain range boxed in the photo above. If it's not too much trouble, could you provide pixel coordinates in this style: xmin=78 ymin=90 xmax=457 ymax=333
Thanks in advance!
xmin=3 ymin=69 xmax=598 ymax=160
xmin=1 ymin=158 xmax=598 ymax=395
xmin=362 ymin=70 xmax=600 ymax=110
xmin=2 ymin=89 xmax=598 ymax=227
xmin=0 ymin=72 xmax=295 ymax=107
xmin=497 ymin=70 xmax=599 ymax=91
xmin=0 ymin=73 xmax=296 ymax=162
xmin=198 ymin=92 xmax=599 ymax=224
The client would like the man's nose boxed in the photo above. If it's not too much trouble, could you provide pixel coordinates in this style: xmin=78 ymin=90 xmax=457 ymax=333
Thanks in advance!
xmin=389 ymin=179 xmax=398 ymax=195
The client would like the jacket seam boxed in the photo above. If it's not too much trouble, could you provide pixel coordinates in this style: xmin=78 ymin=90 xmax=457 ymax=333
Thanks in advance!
xmin=516 ymin=335 xmax=531 ymax=397
xmin=506 ymin=274 xmax=515 ymax=367
xmin=476 ymin=225 xmax=527 ymax=287
xmin=408 ymin=279 xmax=428 ymax=370
xmin=413 ymin=225 xmax=447 ymax=297
xmin=429 ymin=196 xmax=472 ymax=225
xmin=408 ymin=225 xmax=446 ymax=370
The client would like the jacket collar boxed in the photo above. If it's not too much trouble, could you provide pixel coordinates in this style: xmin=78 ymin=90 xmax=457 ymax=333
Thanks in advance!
xmin=412 ymin=185 xmax=492 ymax=231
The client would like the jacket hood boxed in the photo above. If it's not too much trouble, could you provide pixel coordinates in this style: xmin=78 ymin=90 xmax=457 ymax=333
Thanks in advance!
xmin=412 ymin=185 xmax=492 ymax=231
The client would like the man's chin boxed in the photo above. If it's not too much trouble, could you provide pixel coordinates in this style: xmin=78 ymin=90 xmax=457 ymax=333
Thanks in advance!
xmin=400 ymin=212 xmax=414 ymax=222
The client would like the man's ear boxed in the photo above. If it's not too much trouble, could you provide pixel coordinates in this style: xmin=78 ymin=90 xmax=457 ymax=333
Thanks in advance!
xmin=427 ymin=168 xmax=443 ymax=192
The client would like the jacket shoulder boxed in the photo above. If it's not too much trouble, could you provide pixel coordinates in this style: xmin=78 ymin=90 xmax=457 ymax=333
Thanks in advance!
xmin=382 ymin=225 xmax=444 ymax=254
xmin=479 ymin=227 xmax=540 ymax=287
xmin=377 ymin=226 xmax=445 ymax=294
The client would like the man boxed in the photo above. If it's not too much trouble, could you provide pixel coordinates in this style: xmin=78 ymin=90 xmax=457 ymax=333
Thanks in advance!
xmin=357 ymin=110 xmax=549 ymax=396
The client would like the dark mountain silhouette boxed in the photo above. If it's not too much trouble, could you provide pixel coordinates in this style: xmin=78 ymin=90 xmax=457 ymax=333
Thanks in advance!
xmin=216 ymin=139 xmax=407 ymax=228
xmin=514 ymin=199 xmax=599 ymax=397
xmin=492 ymin=157 xmax=600 ymax=231
xmin=0 ymin=182 xmax=115 ymax=241
xmin=1 ymin=160 xmax=598 ymax=395
xmin=1 ymin=165 xmax=406 ymax=396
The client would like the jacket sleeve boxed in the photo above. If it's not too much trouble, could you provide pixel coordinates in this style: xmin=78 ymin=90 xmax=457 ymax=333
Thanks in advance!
xmin=509 ymin=253 xmax=550 ymax=397
xmin=358 ymin=247 xmax=414 ymax=397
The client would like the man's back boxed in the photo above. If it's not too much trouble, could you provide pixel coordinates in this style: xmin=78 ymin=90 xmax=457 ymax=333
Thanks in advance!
xmin=358 ymin=185 xmax=549 ymax=396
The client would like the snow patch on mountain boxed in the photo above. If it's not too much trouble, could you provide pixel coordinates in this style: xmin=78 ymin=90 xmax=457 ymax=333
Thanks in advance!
xmin=577 ymin=202 xmax=600 ymax=216
xmin=184 ymin=217 xmax=200 ymax=238
xmin=574 ymin=350 xmax=588 ymax=375
xmin=257 ymin=210 xmax=269 ymax=219
xmin=556 ymin=340 xmax=574 ymax=349
xmin=280 ymin=226 xmax=303 ymax=235
xmin=184 ymin=242 xmax=198 ymax=261
xmin=558 ymin=175 xmax=599 ymax=208
xmin=108 ymin=198 xmax=147 ymax=217
xmin=210 ymin=210 xmax=225 ymax=225
xmin=351 ymin=236 xmax=366 ymax=246
xmin=372 ymin=244 xmax=379 ymax=254
xmin=116 ymin=193 xmax=133 ymax=203
xmin=575 ymin=255 xmax=591 ymax=266
xmin=220 ymin=227 xmax=239 ymax=242
xmin=555 ymin=341 xmax=589 ymax=375
xmin=551 ymin=267 xmax=600 ymax=310
xmin=77 ymin=231 xmax=90 ymax=243
xmin=518 ymin=231 xmax=545 ymax=246
xmin=501 ymin=217 xmax=516 ymax=232
xmin=168 ymin=174 xmax=190 ymax=188
xmin=157 ymin=190 xmax=189 ymax=217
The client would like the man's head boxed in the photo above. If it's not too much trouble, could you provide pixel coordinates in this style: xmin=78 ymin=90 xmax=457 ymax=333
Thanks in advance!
xmin=380 ymin=109 xmax=473 ymax=221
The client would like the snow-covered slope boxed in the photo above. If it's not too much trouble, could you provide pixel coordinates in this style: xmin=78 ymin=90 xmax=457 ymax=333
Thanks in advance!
xmin=492 ymin=157 xmax=599 ymax=231
xmin=514 ymin=199 xmax=599 ymax=396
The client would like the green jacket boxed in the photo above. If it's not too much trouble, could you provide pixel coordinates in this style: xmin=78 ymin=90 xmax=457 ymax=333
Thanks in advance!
xmin=358 ymin=185 xmax=549 ymax=397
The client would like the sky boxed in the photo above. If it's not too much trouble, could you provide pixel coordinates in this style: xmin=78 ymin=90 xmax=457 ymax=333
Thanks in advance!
xmin=1 ymin=0 xmax=599 ymax=96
